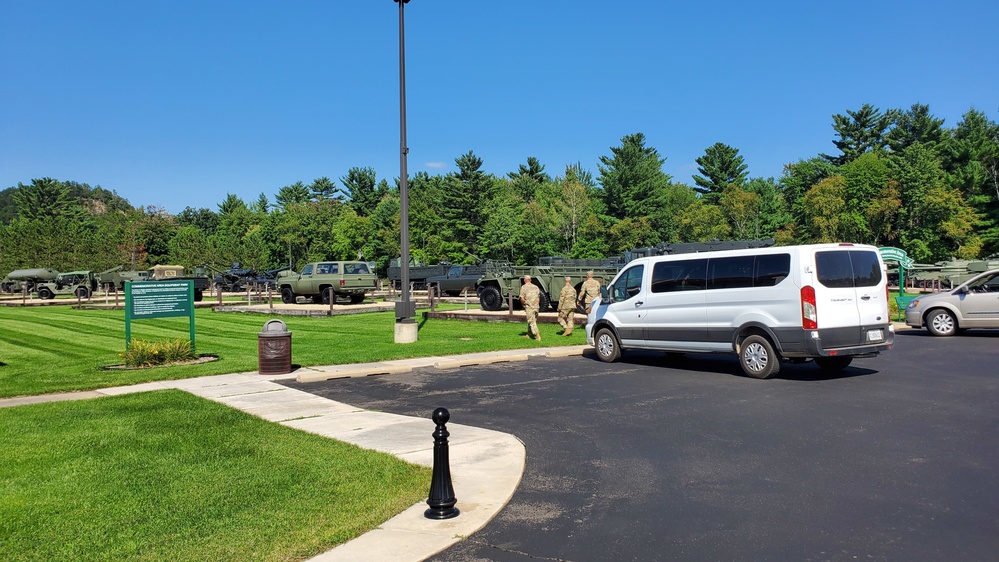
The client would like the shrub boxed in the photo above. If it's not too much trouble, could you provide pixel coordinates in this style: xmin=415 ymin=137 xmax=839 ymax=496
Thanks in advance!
xmin=122 ymin=339 xmax=196 ymax=367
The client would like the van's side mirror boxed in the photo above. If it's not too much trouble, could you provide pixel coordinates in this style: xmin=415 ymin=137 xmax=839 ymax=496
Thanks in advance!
xmin=600 ymin=286 xmax=610 ymax=303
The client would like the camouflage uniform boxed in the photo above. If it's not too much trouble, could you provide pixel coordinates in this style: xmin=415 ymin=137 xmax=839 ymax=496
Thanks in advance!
xmin=519 ymin=281 xmax=541 ymax=341
xmin=557 ymin=282 xmax=577 ymax=336
xmin=579 ymin=277 xmax=602 ymax=314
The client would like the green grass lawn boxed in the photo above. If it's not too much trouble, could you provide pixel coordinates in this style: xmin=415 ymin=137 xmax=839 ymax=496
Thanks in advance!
xmin=0 ymin=305 xmax=582 ymax=398
xmin=0 ymin=390 xmax=430 ymax=562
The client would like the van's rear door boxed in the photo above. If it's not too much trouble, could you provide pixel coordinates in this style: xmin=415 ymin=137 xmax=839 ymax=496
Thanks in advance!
xmin=813 ymin=248 xmax=889 ymax=347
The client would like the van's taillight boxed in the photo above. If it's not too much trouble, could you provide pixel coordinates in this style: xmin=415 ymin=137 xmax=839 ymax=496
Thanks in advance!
xmin=801 ymin=286 xmax=818 ymax=329
xmin=339 ymin=280 xmax=345 ymax=286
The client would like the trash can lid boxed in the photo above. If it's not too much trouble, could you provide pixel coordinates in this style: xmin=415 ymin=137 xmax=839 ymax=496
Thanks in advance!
xmin=259 ymin=319 xmax=291 ymax=336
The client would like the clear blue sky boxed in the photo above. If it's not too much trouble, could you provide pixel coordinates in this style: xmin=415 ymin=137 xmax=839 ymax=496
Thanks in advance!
xmin=2 ymin=0 xmax=996 ymax=215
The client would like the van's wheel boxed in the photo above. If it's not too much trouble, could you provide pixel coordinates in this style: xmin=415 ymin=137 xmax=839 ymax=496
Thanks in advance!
xmin=321 ymin=288 xmax=333 ymax=305
xmin=350 ymin=294 xmax=364 ymax=304
xmin=926 ymin=309 xmax=957 ymax=336
xmin=75 ymin=287 xmax=90 ymax=299
xmin=594 ymin=328 xmax=621 ymax=363
xmin=538 ymin=290 xmax=551 ymax=312
xmin=37 ymin=287 xmax=53 ymax=300
xmin=479 ymin=286 xmax=503 ymax=311
xmin=281 ymin=287 xmax=295 ymax=304
xmin=740 ymin=335 xmax=780 ymax=379
xmin=814 ymin=357 xmax=853 ymax=373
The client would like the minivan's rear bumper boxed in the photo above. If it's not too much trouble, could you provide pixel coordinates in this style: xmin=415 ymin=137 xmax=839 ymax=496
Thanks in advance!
xmin=775 ymin=325 xmax=895 ymax=358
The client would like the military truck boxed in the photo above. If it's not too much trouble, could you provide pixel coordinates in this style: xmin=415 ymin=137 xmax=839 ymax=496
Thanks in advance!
xmin=426 ymin=263 xmax=490 ymax=296
xmin=141 ymin=265 xmax=211 ymax=301
xmin=36 ymin=270 xmax=99 ymax=300
xmin=474 ymin=239 xmax=776 ymax=312
xmin=277 ymin=261 xmax=377 ymax=304
xmin=1 ymin=268 xmax=58 ymax=294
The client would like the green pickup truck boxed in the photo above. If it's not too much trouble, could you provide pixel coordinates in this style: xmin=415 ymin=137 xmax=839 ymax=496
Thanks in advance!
xmin=277 ymin=261 xmax=377 ymax=305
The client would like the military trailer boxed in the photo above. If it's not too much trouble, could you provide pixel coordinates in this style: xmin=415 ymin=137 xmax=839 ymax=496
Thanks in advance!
xmin=1 ymin=268 xmax=59 ymax=294
xmin=36 ymin=270 xmax=99 ymax=300
xmin=387 ymin=259 xmax=452 ymax=290
xmin=278 ymin=261 xmax=377 ymax=304
xmin=426 ymin=263 xmax=490 ymax=296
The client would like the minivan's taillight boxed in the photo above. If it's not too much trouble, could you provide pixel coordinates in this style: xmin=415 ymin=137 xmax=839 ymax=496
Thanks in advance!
xmin=339 ymin=279 xmax=345 ymax=286
xmin=801 ymin=285 xmax=818 ymax=329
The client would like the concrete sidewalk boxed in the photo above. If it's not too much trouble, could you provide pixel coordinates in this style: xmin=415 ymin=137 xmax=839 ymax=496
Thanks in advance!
xmin=0 ymin=345 xmax=591 ymax=561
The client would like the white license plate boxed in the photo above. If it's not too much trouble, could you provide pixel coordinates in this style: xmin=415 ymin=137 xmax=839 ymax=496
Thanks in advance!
xmin=867 ymin=329 xmax=883 ymax=342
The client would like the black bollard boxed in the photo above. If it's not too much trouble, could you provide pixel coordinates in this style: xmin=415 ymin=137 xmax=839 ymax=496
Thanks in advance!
xmin=425 ymin=407 xmax=459 ymax=520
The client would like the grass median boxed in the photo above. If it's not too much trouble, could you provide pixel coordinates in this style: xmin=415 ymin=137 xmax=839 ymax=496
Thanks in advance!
xmin=0 ymin=390 xmax=431 ymax=562
xmin=0 ymin=305 xmax=583 ymax=398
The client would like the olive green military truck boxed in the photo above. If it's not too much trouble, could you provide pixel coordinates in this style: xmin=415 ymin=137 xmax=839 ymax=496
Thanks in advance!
xmin=35 ymin=270 xmax=99 ymax=300
xmin=2 ymin=268 xmax=58 ymax=294
xmin=277 ymin=261 xmax=377 ymax=305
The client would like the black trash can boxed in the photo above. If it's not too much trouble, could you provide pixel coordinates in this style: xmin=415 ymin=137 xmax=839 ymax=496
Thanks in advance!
xmin=258 ymin=319 xmax=292 ymax=375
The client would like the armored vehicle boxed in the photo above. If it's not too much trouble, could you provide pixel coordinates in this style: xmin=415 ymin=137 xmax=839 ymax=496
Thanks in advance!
xmin=140 ymin=265 xmax=210 ymax=301
xmin=426 ymin=263 xmax=489 ymax=296
xmin=387 ymin=259 xmax=452 ymax=290
xmin=36 ymin=270 xmax=99 ymax=299
xmin=99 ymin=266 xmax=150 ymax=292
xmin=475 ymin=261 xmax=618 ymax=312
xmin=1 ymin=268 xmax=58 ymax=294
xmin=277 ymin=261 xmax=377 ymax=304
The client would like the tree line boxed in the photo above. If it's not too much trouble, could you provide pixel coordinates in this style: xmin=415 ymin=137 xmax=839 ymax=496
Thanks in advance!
xmin=1 ymin=103 xmax=997 ymax=278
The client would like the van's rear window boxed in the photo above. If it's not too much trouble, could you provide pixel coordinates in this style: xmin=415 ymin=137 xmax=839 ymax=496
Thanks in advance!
xmin=815 ymin=250 xmax=882 ymax=288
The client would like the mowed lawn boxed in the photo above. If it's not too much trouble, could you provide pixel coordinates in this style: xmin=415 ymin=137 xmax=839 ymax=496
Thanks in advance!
xmin=0 ymin=305 xmax=581 ymax=397
xmin=0 ymin=390 xmax=431 ymax=562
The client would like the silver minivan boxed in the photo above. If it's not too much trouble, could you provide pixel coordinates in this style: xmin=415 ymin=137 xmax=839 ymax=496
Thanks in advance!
xmin=586 ymin=244 xmax=895 ymax=379
xmin=905 ymin=269 xmax=999 ymax=336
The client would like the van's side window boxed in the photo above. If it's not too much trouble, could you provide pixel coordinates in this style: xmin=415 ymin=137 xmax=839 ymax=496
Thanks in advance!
xmin=708 ymin=256 xmax=754 ymax=290
xmin=302 ymin=265 xmax=314 ymax=276
xmin=612 ymin=265 xmax=645 ymax=301
xmin=816 ymin=250 xmax=882 ymax=288
xmin=651 ymin=259 xmax=706 ymax=293
xmin=754 ymin=254 xmax=791 ymax=287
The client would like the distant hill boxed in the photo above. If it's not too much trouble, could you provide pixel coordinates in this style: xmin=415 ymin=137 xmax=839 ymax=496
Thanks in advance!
xmin=0 ymin=180 xmax=135 ymax=223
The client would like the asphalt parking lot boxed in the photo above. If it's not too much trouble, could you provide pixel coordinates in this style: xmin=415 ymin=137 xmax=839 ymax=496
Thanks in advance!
xmin=284 ymin=330 xmax=999 ymax=561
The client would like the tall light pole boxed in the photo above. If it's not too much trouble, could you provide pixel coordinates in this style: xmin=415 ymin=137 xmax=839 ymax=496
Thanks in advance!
xmin=394 ymin=0 xmax=418 ymax=343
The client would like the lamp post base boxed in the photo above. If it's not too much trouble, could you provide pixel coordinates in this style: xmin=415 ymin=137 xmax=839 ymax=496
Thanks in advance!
xmin=394 ymin=320 xmax=418 ymax=343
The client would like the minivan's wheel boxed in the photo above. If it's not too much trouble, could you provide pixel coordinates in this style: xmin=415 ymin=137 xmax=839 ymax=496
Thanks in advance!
xmin=75 ymin=287 xmax=90 ymax=299
xmin=594 ymin=328 xmax=621 ymax=363
xmin=321 ymin=288 xmax=333 ymax=305
xmin=281 ymin=287 xmax=295 ymax=304
xmin=814 ymin=356 xmax=853 ymax=373
xmin=926 ymin=309 xmax=957 ymax=337
xmin=740 ymin=335 xmax=780 ymax=379
xmin=479 ymin=285 xmax=503 ymax=311
xmin=37 ymin=287 xmax=53 ymax=300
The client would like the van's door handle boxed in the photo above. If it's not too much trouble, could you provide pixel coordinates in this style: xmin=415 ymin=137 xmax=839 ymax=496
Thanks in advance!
xmin=861 ymin=295 xmax=871 ymax=301
xmin=635 ymin=301 xmax=643 ymax=306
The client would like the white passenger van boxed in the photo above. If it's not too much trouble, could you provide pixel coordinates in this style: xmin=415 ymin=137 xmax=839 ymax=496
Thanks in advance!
xmin=585 ymin=243 xmax=894 ymax=378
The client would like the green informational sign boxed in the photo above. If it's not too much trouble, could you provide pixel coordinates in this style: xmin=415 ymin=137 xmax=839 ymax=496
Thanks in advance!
xmin=878 ymin=246 xmax=914 ymax=268
xmin=124 ymin=281 xmax=196 ymax=352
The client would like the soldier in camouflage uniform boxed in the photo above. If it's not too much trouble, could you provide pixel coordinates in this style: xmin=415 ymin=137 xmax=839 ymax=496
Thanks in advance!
xmin=519 ymin=274 xmax=542 ymax=341
xmin=578 ymin=270 xmax=602 ymax=314
xmin=557 ymin=276 xmax=577 ymax=336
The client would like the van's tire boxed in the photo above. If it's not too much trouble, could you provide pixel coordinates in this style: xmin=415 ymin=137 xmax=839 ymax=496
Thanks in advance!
xmin=479 ymin=286 xmax=503 ymax=311
xmin=926 ymin=309 xmax=957 ymax=337
xmin=814 ymin=356 xmax=853 ymax=373
xmin=281 ymin=287 xmax=295 ymax=304
xmin=594 ymin=328 xmax=621 ymax=363
xmin=349 ymin=294 xmax=364 ymax=304
xmin=321 ymin=288 xmax=333 ymax=305
xmin=75 ymin=287 xmax=90 ymax=299
xmin=37 ymin=287 xmax=53 ymax=300
xmin=740 ymin=335 xmax=780 ymax=379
